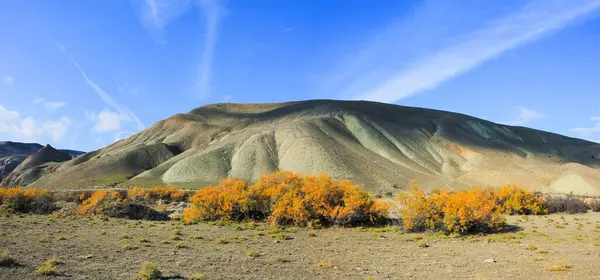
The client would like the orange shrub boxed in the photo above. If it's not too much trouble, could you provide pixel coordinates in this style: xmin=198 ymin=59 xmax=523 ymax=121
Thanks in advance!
xmin=127 ymin=187 xmax=186 ymax=202
xmin=398 ymin=186 xmax=505 ymax=234
xmin=442 ymin=188 xmax=505 ymax=234
xmin=0 ymin=187 xmax=55 ymax=214
xmin=77 ymin=189 xmax=123 ymax=216
xmin=183 ymin=171 xmax=389 ymax=227
xmin=496 ymin=185 xmax=546 ymax=215
xmin=184 ymin=178 xmax=252 ymax=221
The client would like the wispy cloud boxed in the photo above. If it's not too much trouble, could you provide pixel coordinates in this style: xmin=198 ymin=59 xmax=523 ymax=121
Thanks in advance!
xmin=1 ymin=75 xmax=13 ymax=85
xmin=504 ymin=106 xmax=549 ymax=126
xmin=341 ymin=0 xmax=600 ymax=103
xmin=44 ymin=101 xmax=67 ymax=111
xmin=136 ymin=0 xmax=192 ymax=41
xmin=0 ymin=104 xmax=20 ymax=121
xmin=571 ymin=116 xmax=600 ymax=137
xmin=134 ymin=0 xmax=224 ymax=98
xmin=51 ymin=40 xmax=145 ymax=131
xmin=0 ymin=104 xmax=71 ymax=142
xmin=197 ymin=0 xmax=223 ymax=99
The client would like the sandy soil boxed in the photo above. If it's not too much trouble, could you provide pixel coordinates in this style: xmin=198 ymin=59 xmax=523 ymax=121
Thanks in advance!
xmin=2 ymin=213 xmax=600 ymax=280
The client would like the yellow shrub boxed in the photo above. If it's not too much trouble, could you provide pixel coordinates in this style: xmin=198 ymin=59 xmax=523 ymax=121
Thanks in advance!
xmin=77 ymin=190 xmax=123 ymax=215
xmin=126 ymin=186 xmax=185 ymax=202
xmin=183 ymin=171 xmax=388 ymax=227
xmin=496 ymin=185 xmax=546 ymax=215
xmin=398 ymin=186 xmax=505 ymax=234
xmin=442 ymin=188 xmax=505 ymax=234
xmin=0 ymin=187 xmax=55 ymax=214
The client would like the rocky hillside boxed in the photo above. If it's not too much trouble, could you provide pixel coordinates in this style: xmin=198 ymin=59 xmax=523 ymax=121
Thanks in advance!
xmin=11 ymin=100 xmax=600 ymax=195
xmin=0 ymin=141 xmax=83 ymax=185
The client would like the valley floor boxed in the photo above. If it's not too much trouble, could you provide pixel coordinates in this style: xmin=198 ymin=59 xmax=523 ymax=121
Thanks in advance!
xmin=1 ymin=213 xmax=600 ymax=279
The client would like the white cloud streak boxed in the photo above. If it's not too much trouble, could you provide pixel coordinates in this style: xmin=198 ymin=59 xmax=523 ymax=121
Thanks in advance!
xmin=196 ymin=0 xmax=223 ymax=98
xmin=504 ymin=106 xmax=549 ymax=126
xmin=51 ymin=40 xmax=145 ymax=131
xmin=349 ymin=0 xmax=600 ymax=103
xmin=135 ymin=0 xmax=223 ymax=98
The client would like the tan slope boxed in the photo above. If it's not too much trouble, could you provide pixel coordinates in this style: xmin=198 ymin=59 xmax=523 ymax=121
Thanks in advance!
xmin=2 ymin=145 xmax=74 ymax=187
xmin=23 ymin=100 xmax=600 ymax=194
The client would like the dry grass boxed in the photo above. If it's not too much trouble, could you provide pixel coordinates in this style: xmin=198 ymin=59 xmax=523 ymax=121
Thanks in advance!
xmin=245 ymin=250 xmax=261 ymax=258
xmin=35 ymin=257 xmax=62 ymax=276
xmin=0 ymin=250 xmax=17 ymax=267
xmin=545 ymin=261 xmax=572 ymax=272
xmin=525 ymin=244 xmax=537 ymax=250
xmin=137 ymin=262 xmax=162 ymax=280
xmin=316 ymin=259 xmax=334 ymax=269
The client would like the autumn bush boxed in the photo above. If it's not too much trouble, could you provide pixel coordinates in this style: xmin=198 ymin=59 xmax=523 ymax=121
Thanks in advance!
xmin=496 ymin=185 xmax=546 ymax=215
xmin=77 ymin=189 xmax=124 ymax=216
xmin=398 ymin=187 xmax=505 ymax=234
xmin=183 ymin=171 xmax=390 ymax=227
xmin=0 ymin=187 xmax=56 ymax=214
xmin=126 ymin=186 xmax=186 ymax=203
xmin=397 ymin=183 xmax=551 ymax=234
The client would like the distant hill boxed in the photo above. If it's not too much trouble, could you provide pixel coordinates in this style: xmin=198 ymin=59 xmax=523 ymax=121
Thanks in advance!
xmin=0 ymin=141 xmax=83 ymax=184
xmin=10 ymin=100 xmax=600 ymax=195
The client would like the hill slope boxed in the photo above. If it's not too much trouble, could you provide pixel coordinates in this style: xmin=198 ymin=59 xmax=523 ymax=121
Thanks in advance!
xmin=0 ymin=141 xmax=44 ymax=181
xmin=1 ymin=145 xmax=79 ymax=187
xmin=15 ymin=100 xmax=600 ymax=194
xmin=0 ymin=141 xmax=84 ymax=184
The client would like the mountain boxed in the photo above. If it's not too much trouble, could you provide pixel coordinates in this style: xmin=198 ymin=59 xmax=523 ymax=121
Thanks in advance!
xmin=0 ymin=141 xmax=84 ymax=184
xmin=11 ymin=100 xmax=600 ymax=194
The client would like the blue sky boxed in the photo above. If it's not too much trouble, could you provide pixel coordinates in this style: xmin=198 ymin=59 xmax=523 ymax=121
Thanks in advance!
xmin=1 ymin=0 xmax=600 ymax=152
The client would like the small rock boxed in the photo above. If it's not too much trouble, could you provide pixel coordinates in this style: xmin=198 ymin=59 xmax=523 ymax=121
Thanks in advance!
xmin=273 ymin=240 xmax=280 ymax=244
xmin=77 ymin=254 xmax=94 ymax=259
xmin=483 ymin=258 xmax=496 ymax=263
xmin=355 ymin=267 xmax=363 ymax=271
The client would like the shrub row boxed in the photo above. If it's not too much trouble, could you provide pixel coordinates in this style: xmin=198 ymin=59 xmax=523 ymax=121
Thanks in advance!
xmin=126 ymin=187 xmax=186 ymax=203
xmin=543 ymin=194 xmax=600 ymax=214
xmin=397 ymin=185 xmax=546 ymax=234
xmin=183 ymin=171 xmax=390 ymax=227
xmin=0 ymin=187 xmax=56 ymax=214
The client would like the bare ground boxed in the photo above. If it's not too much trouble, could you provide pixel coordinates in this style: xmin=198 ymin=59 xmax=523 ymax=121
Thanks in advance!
xmin=1 ymin=213 xmax=600 ymax=279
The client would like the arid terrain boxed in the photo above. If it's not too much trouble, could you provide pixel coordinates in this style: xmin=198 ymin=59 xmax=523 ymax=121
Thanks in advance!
xmin=3 ymin=101 xmax=599 ymax=195
xmin=2 ymin=213 xmax=600 ymax=280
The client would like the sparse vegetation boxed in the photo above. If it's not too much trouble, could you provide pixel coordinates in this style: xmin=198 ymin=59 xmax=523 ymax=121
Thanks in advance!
xmin=245 ymin=250 xmax=261 ymax=258
xmin=525 ymin=244 xmax=537 ymax=250
xmin=120 ymin=244 xmax=139 ymax=250
xmin=36 ymin=257 xmax=61 ymax=276
xmin=137 ymin=262 xmax=162 ymax=280
xmin=190 ymin=273 xmax=206 ymax=280
xmin=215 ymin=238 xmax=228 ymax=244
xmin=0 ymin=250 xmax=17 ymax=267
xmin=416 ymin=240 xmax=429 ymax=248
xmin=175 ymin=242 xmax=189 ymax=248
xmin=316 ymin=259 xmax=334 ymax=269
xmin=545 ymin=261 xmax=571 ymax=272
